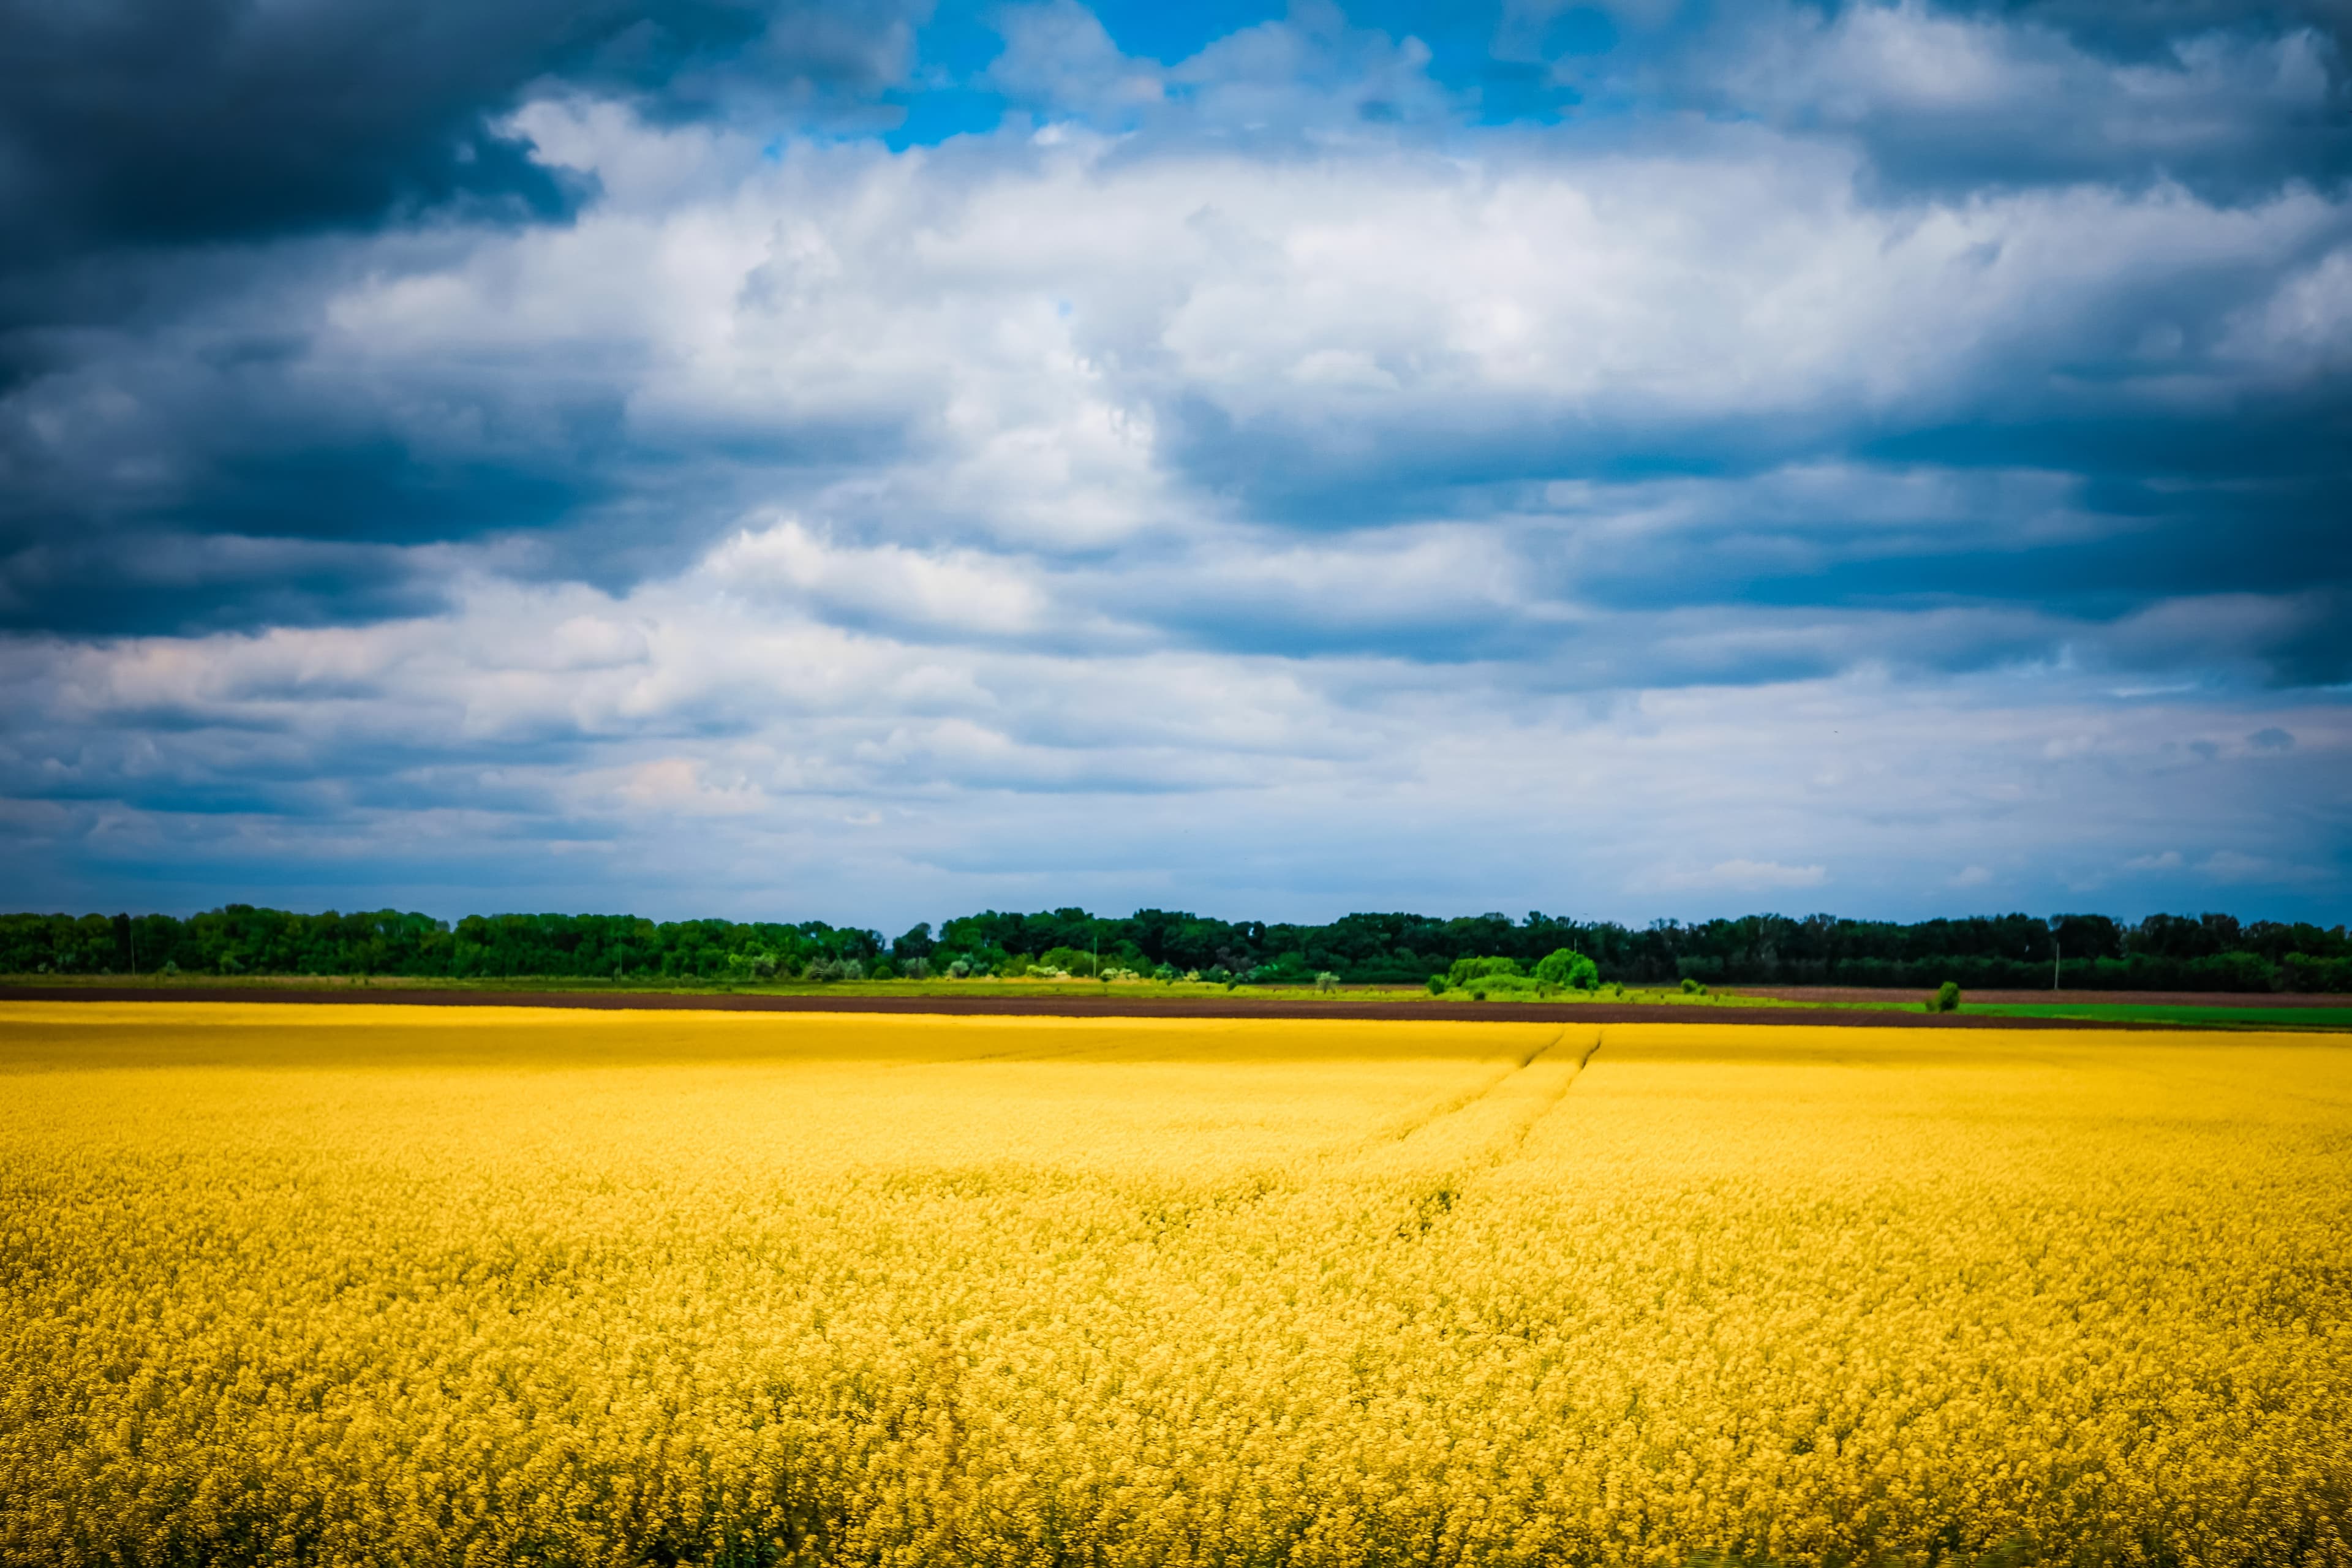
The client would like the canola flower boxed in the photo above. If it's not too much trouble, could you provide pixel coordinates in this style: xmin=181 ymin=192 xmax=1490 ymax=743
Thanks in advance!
xmin=1 ymin=1002 xmax=2348 ymax=1567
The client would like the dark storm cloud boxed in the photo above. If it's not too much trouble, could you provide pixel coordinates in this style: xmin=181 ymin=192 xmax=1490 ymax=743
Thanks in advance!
xmin=1957 ymin=0 xmax=2352 ymax=58
xmin=0 ymin=0 xmax=918 ymax=265
xmin=1158 ymin=379 xmax=2352 ymax=627
xmin=1656 ymin=0 xmax=2352 ymax=204
xmin=0 ymin=532 xmax=453 ymax=637
xmin=0 ymin=0 xmax=927 ymax=634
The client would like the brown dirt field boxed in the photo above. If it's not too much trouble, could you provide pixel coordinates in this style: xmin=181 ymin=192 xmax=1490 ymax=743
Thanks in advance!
xmin=0 ymin=984 xmax=2265 ymax=1030
xmin=1728 ymin=986 xmax=2352 ymax=1008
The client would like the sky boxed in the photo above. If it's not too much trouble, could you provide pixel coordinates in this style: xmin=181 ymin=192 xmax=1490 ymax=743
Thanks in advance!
xmin=2 ymin=0 xmax=2348 ymax=930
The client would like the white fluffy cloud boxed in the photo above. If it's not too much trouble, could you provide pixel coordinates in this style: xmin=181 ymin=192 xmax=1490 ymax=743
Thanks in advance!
xmin=338 ymin=97 xmax=2349 ymax=488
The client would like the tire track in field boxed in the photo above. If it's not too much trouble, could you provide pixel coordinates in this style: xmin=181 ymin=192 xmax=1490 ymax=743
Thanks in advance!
xmin=1374 ymin=1040 xmax=1555 ymax=1145
xmin=1491 ymin=1028 xmax=1603 ymax=1159
xmin=884 ymin=1033 xmax=1144 ymax=1069
xmin=1384 ymin=1029 xmax=1603 ymax=1240
xmin=937 ymin=1038 xmax=1131 ymax=1066
xmin=1148 ymin=1031 xmax=1564 ymax=1227
xmin=1306 ymin=1030 xmax=1597 ymax=1230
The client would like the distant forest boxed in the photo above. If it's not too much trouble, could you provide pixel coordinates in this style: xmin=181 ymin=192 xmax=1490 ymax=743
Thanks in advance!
xmin=5 ymin=905 xmax=2349 ymax=992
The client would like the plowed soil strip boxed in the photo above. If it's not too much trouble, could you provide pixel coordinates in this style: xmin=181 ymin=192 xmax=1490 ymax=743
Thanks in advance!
xmin=0 ymin=984 xmax=2215 ymax=1028
xmin=1735 ymin=986 xmax=2352 ymax=1008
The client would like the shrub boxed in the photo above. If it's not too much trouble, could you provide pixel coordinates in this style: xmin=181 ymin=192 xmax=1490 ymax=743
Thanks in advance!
xmin=1471 ymin=987 xmax=1488 ymax=1001
xmin=1315 ymin=971 xmax=1340 ymax=993
xmin=1446 ymin=956 xmax=1521 ymax=989
xmin=1678 ymin=976 xmax=1708 ymax=996
xmin=1533 ymin=948 xmax=1600 ymax=990
xmin=900 ymin=957 xmax=930 ymax=980
xmin=1427 ymin=974 xmax=1449 ymax=995
xmin=1930 ymin=981 xmax=1962 ymax=1013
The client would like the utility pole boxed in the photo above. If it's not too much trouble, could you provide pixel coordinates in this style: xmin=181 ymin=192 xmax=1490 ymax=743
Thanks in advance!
xmin=2053 ymin=938 xmax=2060 ymax=992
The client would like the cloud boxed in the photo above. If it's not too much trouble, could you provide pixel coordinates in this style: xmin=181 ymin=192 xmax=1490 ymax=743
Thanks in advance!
xmin=1659 ymin=860 xmax=1830 ymax=892
xmin=10 ymin=95 xmax=2349 ymax=668
xmin=2 ymin=0 xmax=2350 ymax=923
xmin=0 ymin=0 xmax=920 ymax=265
xmin=1668 ymin=1 xmax=2351 ymax=200
xmin=986 ymin=0 xmax=1167 ymax=122
xmin=2198 ymin=848 xmax=2324 ymax=883
xmin=6 ymin=537 xmax=2346 ymax=922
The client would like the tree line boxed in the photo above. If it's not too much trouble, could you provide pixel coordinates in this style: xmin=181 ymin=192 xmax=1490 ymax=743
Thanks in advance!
xmin=3 ymin=904 xmax=2347 ymax=992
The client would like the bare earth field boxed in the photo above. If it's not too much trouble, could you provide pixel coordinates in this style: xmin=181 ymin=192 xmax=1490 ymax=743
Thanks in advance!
xmin=0 ymin=982 xmax=2237 ymax=1028
xmin=3 ymin=1001 xmax=2348 ymax=1567
xmin=1732 ymin=985 xmax=2352 ymax=1008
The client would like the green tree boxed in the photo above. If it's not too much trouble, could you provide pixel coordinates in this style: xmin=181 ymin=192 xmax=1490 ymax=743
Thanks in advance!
xmin=1533 ymin=948 xmax=1600 ymax=990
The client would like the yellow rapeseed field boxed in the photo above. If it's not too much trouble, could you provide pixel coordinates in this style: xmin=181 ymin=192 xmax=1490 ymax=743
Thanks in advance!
xmin=2 ymin=1002 xmax=2348 ymax=1567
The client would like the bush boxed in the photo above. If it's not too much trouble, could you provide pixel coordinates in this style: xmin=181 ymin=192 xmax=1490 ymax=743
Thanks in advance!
xmin=900 ymin=957 xmax=930 ymax=980
xmin=1041 ymin=946 xmax=1100 ymax=978
xmin=1678 ymin=976 xmax=1707 ymax=996
xmin=1929 ymin=981 xmax=1962 ymax=1013
xmin=1426 ymin=974 xmax=1449 ymax=995
xmin=1446 ymin=956 xmax=1521 ymax=989
xmin=1533 ymin=948 xmax=1600 ymax=990
xmin=1314 ymin=971 xmax=1340 ymax=993
xmin=1470 ymin=987 xmax=1488 ymax=1001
